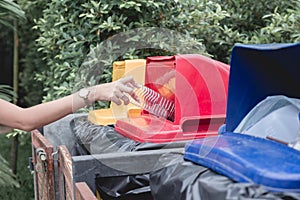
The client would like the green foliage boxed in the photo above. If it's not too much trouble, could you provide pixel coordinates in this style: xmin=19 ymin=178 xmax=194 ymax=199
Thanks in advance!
xmin=32 ymin=0 xmax=207 ymax=103
xmin=18 ymin=0 xmax=49 ymax=106
xmin=16 ymin=0 xmax=299 ymax=106
xmin=251 ymin=6 xmax=300 ymax=43
xmin=6 ymin=129 xmax=28 ymax=138
xmin=0 ymin=0 xmax=25 ymax=193
xmin=20 ymin=0 xmax=300 ymax=106
xmin=0 ymin=85 xmax=32 ymax=197
xmin=0 ymin=134 xmax=34 ymax=200
xmin=0 ymin=154 xmax=20 ymax=188
xmin=212 ymin=0 xmax=300 ymax=62
xmin=0 ymin=86 xmax=20 ymax=189
xmin=0 ymin=84 xmax=17 ymax=102
xmin=171 ymin=0 xmax=300 ymax=63
xmin=0 ymin=0 xmax=25 ymax=28
xmin=168 ymin=0 xmax=232 ymax=62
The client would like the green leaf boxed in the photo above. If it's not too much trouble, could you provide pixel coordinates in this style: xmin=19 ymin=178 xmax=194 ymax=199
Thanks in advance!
xmin=0 ymin=85 xmax=17 ymax=102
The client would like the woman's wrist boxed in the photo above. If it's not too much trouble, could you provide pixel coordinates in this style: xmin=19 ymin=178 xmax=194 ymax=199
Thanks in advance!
xmin=88 ymin=84 xmax=109 ymax=103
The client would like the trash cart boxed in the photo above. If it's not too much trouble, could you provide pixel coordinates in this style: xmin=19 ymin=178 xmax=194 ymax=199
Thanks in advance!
xmin=31 ymin=53 xmax=230 ymax=200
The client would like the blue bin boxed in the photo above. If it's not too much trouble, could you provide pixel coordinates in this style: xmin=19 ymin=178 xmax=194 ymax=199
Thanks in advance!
xmin=184 ymin=42 xmax=300 ymax=192
xmin=226 ymin=42 xmax=300 ymax=132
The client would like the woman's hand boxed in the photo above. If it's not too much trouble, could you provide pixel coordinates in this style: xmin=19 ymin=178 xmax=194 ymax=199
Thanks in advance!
xmin=109 ymin=76 xmax=140 ymax=105
xmin=94 ymin=76 xmax=140 ymax=105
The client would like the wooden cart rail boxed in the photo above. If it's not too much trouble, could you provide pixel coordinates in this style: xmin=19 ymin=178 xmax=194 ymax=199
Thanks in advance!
xmin=31 ymin=130 xmax=98 ymax=200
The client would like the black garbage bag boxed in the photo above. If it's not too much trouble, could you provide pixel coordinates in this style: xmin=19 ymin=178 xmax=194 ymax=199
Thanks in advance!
xmin=94 ymin=153 xmax=184 ymax=200
xmin=74 ymin=120 xmax=137 ymax=153
xmin=71 ymin=116 xmax=187 ymax=154
xmin=150 ymin=154 xmax=300 ymax=200
xmin=95 ymin=174 xmax=152 ymax=200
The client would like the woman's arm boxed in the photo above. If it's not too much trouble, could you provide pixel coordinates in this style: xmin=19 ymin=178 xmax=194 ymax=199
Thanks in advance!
xmin=0 ymin=76 xmax=137 ymax=132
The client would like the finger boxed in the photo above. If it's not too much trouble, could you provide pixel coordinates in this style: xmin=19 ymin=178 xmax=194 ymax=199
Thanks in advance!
xmin=111 ymin=96 xmax=122 ymax=105
xmin=124 ymin=84 xmax=141 ymax=103
xmin=119 ymin=76 xmax=133 ymax=83
xmin=127 ymin=82 xmax=142 ymax=90
xmin=121 ymin=95 xmax=130 ymax=105
xmin=118 ymin=84 xmax=134 ymax=95
xmin=120 ymin=85 xmax=142 ymax=104
xmin=114 ymin=89 xmax=125 ymax=99
xmin=119 ymin=76 xmax=140 ymax=88
xmin=113 ymin=88 xmax=131 ymax=105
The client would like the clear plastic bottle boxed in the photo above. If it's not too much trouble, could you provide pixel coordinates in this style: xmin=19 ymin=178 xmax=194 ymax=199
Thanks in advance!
xmin=126 ymin=84 xmax=175 ymax=119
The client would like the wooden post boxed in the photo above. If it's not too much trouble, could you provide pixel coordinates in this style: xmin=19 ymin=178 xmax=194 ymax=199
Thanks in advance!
xmin=31 ymin=130 xmax=55 ymax=200
xmin=58 ymin=145 xmax=75 ymax=200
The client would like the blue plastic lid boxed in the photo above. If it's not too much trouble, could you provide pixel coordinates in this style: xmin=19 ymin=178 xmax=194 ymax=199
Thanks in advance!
xmin=184 ymin=132 xmax=300 ymax=192
xmin=226 ymin=42 xmax=300 ymax=132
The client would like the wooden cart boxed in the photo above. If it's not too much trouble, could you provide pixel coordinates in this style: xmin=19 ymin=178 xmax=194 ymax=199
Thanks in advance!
xmin=31 ymin=124 xmax=184 ymax=200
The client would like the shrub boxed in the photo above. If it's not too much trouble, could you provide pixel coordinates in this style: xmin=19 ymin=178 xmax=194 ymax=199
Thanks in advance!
xmin=32 ymin=0 xmax=208 ymax=103
xmin=18 ymin=0 xmax=300 ymax=105
xmin=198 ymin=0 xmax=300 ymax=63
xmin=18 ymin=0 xmax=49 ymax=106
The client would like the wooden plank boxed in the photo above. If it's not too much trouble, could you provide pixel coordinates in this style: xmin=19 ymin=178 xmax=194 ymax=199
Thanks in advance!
xmin=31 ymin=130 xmax=55 ymax=200
xmin=75 ymin=182 xmax=98 ymax=200
xmin=58 ymin=145 xmax=75 ymax=200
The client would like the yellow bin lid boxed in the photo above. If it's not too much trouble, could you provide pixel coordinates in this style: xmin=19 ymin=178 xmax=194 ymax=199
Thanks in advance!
xmin=88 ymin=59 xmax=146 ymax=125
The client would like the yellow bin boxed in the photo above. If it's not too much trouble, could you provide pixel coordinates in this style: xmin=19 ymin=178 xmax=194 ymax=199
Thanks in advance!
xmin=88 ymin=59 xmax=146 ymax=125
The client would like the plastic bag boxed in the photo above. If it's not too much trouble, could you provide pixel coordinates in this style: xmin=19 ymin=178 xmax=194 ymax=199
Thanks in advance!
xmin=234 ymin=95 xmax=300 ymax=144
xmin=72 ymin=116 xmax=187 ymax=154
xmin=150 ymin=153 xmax=300 ymax=200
